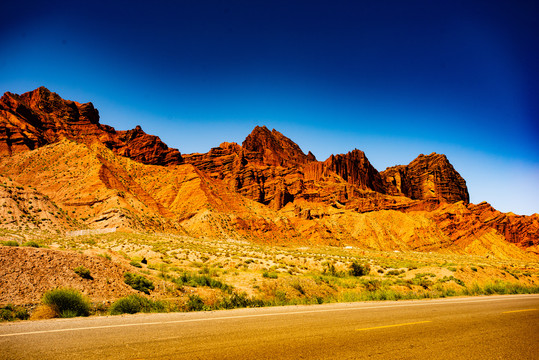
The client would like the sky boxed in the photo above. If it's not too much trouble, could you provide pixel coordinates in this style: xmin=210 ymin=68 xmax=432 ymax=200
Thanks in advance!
xmin=1 ymin=0 xmax=537 ymax=215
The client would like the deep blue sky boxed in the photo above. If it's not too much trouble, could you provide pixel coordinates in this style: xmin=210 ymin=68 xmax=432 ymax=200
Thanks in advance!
xmin=1 ymin=1 xmax=537 ymax=214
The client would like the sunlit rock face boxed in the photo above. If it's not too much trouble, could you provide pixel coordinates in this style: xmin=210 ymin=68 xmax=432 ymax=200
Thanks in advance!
xmin=3 ymin=86 xmax=536 ymax=259
xmin=0 ymin=87 xmax=182 ymax=165
xmin=381 ymin=153 xmax=469 ymax=204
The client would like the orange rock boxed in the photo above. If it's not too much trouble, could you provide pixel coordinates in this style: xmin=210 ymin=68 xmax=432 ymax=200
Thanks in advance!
xmin=0 ymin=87 xmax=182 ymax=165
xmin=381 ymin=152 xmax=469 ymax=203
xmin=1 ymin=87 xmax=536 ymax=259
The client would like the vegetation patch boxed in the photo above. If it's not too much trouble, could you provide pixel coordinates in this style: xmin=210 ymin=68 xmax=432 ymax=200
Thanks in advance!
xmin=0 ymin=304 xmax=29 ymax=322
xmin=74 ymin=266 xmax=93 ymax=279
xmin=349 ymin=261 xmax=371 ymax=277
xmin=262 ymin=270 xmax=278 ymax=279
xmin=1 ymin=240 xmax=19 ymax=247
xmin=124 ymin=272 xmax=155 ymax=294
xmin=109 ymin=294 xmax=165 ymax=315
xmin=41 ymin=288 xmax=91 ymax=318
xmin=172 ymin=272 xmax=232 ymax=292
xmin=22 ymin=241 xmax=40 ymax=248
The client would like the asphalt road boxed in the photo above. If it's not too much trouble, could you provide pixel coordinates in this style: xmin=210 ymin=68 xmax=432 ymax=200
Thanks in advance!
xmin=1 ymin=294 xmax=538 ymax=360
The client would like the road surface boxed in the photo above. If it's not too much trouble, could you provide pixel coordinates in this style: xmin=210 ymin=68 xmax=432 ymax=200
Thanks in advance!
xmin=1 ymin=294 xmax=538 ymax=359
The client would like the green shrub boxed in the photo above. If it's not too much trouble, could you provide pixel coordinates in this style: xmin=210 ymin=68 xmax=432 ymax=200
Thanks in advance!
xmin=262 ymin=271 xmax=278 ymax=279
xmin=172 ymin=273 xmax=232 ymax=292
xmin=74 ymin=266 xmax=93 ymax=280
xmin=412 ymin=274 xmax=433 ymax=289
xmin=438 ymin=276 xmax=465 ymax=287
xmin=186 ymin=295 xmax=205 ymax=311
xmin=386 ymin=269 xmax=405 ymax=276
xmin=129 ymin=260 xmax=142 ymax=268
xmin=363 ymin=279 xmax=382 ymax=291
xmin=349 ymin=261 xmax=370 ymax=277
xmin=0 ymin=304 xmax=29 ymax=322
xmin=98 ymin=253 xmax=112 ymax=260
xmin=109 ymin=294 xmax=164 ymax=315
xmin=41 ymin=288 xmax=91 ymax=318
xmin=22 ymin=241 xmax=40 ymax=248
xmin=218 ymin=292 xmax=264 ymax=309
xmin=322 ymin=261 xmax=342 ymax=277
xmin=1 ymin=240 xmax=19 ymax=247
xmin=124 ymin=272 xmax=155 ymax=294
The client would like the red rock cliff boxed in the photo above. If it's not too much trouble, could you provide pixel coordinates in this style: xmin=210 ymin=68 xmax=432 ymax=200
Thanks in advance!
xmin=381 ymin=153 xmax=469 ymax=203
xmin=242 ymin=126 xmax=316 ymax=167
xmin=0 ymin=87 xmax=182 ymax=165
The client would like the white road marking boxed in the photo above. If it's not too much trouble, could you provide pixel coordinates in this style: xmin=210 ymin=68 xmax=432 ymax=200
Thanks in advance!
xmin=1 ymin=295 xmax=537 ymax=338
xmin=357 ymin=320 xmax=432 ymax=331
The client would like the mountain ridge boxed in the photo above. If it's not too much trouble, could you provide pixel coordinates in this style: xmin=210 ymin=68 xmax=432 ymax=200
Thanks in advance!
xmin=0 ymin=87 xmax=536 ymax=259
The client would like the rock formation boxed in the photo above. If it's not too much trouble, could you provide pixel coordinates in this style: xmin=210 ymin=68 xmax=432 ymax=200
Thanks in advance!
xmin=242 ymin=125 xmax=316 ymax=166
xmin=0 ymin=87 xmax=182 ymax=165
xmin=381 ymin=153 xmax=469 ymax=203
xmin=0 ymin=87 xmax=536 ymax=259
xmin=316 ymin=149 xmax=385 ymax=193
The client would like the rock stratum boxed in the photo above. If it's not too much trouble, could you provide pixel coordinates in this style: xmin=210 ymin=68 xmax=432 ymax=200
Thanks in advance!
xmin=0 ymin=87 xmax=537 ymax=260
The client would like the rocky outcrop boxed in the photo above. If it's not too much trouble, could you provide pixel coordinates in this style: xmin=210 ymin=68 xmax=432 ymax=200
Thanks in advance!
xmin=242 ymin=126 xmax=316 ymax=167
xmin=381 ymin=153 xmax=469 ymax=203
xmin=426 ymin=201 xmax=539 ymax=253
xmin=184 ymin=128 xmax=318 ymax=210
xmin=185 ymin=137 xmax=469 ymax=212
xmin=321 ymin=150 xmax=385 ymax=193
xmin=0 ymin=87 xmax=182 ymax=165
xmin=467 ymin=202 xmax=539 ymax=248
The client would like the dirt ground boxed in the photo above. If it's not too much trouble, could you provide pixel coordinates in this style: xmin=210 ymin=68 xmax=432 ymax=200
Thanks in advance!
xmin=0 ymin=246 xmax=137 ymax=305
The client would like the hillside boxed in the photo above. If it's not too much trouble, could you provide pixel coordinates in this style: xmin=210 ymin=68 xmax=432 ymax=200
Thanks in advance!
xmin=0 ymin=87 xmax=537 ymax=260
xmin=0 ymin=246 xmax=137 ymax=305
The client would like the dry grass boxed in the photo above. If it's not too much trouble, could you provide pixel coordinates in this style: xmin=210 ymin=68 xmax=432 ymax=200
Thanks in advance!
xmin=29 ymin=305 xmax=58 ymax=320
xmin=3 ymin=229 xmax=539 ymax=315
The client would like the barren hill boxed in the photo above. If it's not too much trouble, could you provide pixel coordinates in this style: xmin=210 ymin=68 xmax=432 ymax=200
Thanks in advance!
xmin=0 ymin=246 xmax=137 ymax=304
xmin=0 ymin=87 xmax=537 ymax=259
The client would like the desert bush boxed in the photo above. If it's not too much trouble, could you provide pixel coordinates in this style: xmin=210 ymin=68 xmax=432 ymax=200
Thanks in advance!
xmin=186 ymin=295 xmax=206 ymax=311
xmin=98 ymin=253 xmax=112 ymax=260
xmin=109 ymin=294 xmax=164 ymax=315
xmin=41 ymin=288 xmax=91 ymax=318
xmin=349 ymin=261 xmax=370 ymax=277
xmin=74 ymin=266 xmax=93 ymax=279
xmin=129 ymin=260 xmax=142 ymax=268
xmin=262 ymin=271 xmax=278 ymax=279
xmin=363 ymin=279 xmax=382 ymax=292
xmin=218 ymin=292 xmax=264 ymax=309
xmin=0 ymin=304 xmax=29 ymax=322
xmin=322 ymin=261 xmax=345 ymax=277
xmin=29 ymin=305 xmax=58 ymax=320
xmin=173 ymin=273 xmax=232 ymax=292
xmin=1 ymin=240 xmax=19 ymax=247
xmin=412 ymin=275 xmax=433 ymax=289
xmin=22 ymin=241 xmax=40 ymax=248
xmin=124 ymin=272 xmax=155 ymax=294
xmin=438 ymin=276 xmax=465 ymax=287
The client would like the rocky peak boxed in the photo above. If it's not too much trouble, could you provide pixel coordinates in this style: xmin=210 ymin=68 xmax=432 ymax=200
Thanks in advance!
xmin=0 ymin=87 xmax=182 ymax=165
xmin=322 ymin=149 xmax=386 ymax=193
xmin=242 ymin=125 xmax=315 ymax=167
xmin=381 ymin=152 xmax=469 ymax=203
